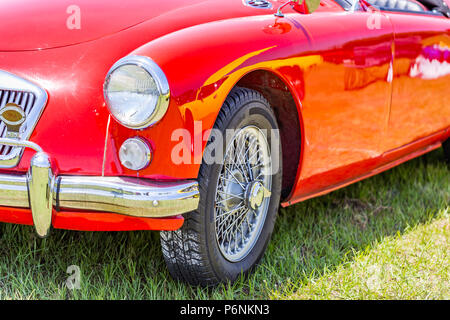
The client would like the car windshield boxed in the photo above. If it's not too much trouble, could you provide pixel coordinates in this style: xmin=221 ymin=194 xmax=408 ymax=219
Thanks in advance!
xmin=345 ymin=0 xmax=450 ymax=16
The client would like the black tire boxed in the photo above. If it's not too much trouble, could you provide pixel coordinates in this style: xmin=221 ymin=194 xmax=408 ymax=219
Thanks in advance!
xmin=443 ymin=139 xmax=450 ymax=163
xmin=160 ymin=87 xmax=282 ymax=286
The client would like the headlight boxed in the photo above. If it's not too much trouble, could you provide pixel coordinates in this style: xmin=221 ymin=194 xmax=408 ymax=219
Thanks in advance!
xmin=103 ymin=56 xmax=170 ymax=129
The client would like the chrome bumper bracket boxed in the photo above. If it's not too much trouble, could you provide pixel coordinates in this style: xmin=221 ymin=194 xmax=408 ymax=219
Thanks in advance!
xmin=28 ymin=152 xmax=54 ymax=238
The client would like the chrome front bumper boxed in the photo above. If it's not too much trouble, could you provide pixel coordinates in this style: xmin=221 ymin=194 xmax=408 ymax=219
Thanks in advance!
xmin=0 ymin=139 xmax=199 ymax=237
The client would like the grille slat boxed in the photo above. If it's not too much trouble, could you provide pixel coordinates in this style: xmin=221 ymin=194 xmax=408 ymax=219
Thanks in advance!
xmin=15 ymin=91 xmax=22 ymax=104
xmin=25 ymin=93 xmax=35 ymax=114
xmin=8 ymin=91 xmax=16 ymax=104
xmin=21 ymin=93 xmax=29 ymax=113
xmin=0 ymin=90 xmax=9 ymax=107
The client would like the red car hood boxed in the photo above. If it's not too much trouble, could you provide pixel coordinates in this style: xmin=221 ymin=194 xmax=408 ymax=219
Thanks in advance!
xmin=1 ymin=0 xmax=250 ymax=51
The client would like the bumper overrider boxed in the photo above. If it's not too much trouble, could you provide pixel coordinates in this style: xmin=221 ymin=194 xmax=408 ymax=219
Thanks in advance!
xmin=0 ymin=138 xmax=200 ymax=237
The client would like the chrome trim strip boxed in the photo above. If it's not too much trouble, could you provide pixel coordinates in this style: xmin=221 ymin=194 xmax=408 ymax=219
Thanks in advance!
xmin=102 ymin=114 xmax=111 ymax=177
xmin=0 ymin=70 xmax=48 ymax=168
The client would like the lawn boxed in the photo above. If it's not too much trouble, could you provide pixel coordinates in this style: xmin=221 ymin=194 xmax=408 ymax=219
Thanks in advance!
xmin=0 ymin=147 xmax=448 ymax=300
xmin=277 ymin=214 xmax=449 ymax=299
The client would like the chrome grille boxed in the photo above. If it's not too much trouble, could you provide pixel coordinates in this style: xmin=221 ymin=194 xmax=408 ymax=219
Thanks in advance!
xmin=0 ymin=70 xmax=47 ymax=168
xmin=0 ymin=90 xmax=36 ymax=155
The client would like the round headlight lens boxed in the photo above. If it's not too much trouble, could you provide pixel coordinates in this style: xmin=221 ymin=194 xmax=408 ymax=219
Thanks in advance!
xmin=104 ymin=56 xmax=170 ymax=129
xmin=119 ymin=137 xmax=152 ymax=171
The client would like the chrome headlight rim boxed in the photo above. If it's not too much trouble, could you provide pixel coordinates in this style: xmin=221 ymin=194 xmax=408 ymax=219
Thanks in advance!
xmin=119 ymin=136 xmax=153 ymax=171
xmin=103 ymin=55 xmax=170 ymax=130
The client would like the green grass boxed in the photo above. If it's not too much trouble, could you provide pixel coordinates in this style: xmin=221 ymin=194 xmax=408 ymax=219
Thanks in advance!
xmin=274 ymin=212 xmax=450 ymax=299
xmin=0 ymin=148 xmax=448 ymax=300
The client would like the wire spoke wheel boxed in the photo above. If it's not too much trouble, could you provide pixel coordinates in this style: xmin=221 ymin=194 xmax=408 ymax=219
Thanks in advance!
xmin=214 ymin=125 xmax=272 ymax=262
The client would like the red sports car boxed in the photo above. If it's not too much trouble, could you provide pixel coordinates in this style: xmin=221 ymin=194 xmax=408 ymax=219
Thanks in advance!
xmin=0 ymin=0 xmax=449 ymax=286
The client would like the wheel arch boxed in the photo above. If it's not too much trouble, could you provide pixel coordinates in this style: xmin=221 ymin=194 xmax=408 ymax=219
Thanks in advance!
xmin=232 ymin=68 xmax=305 ymax=201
